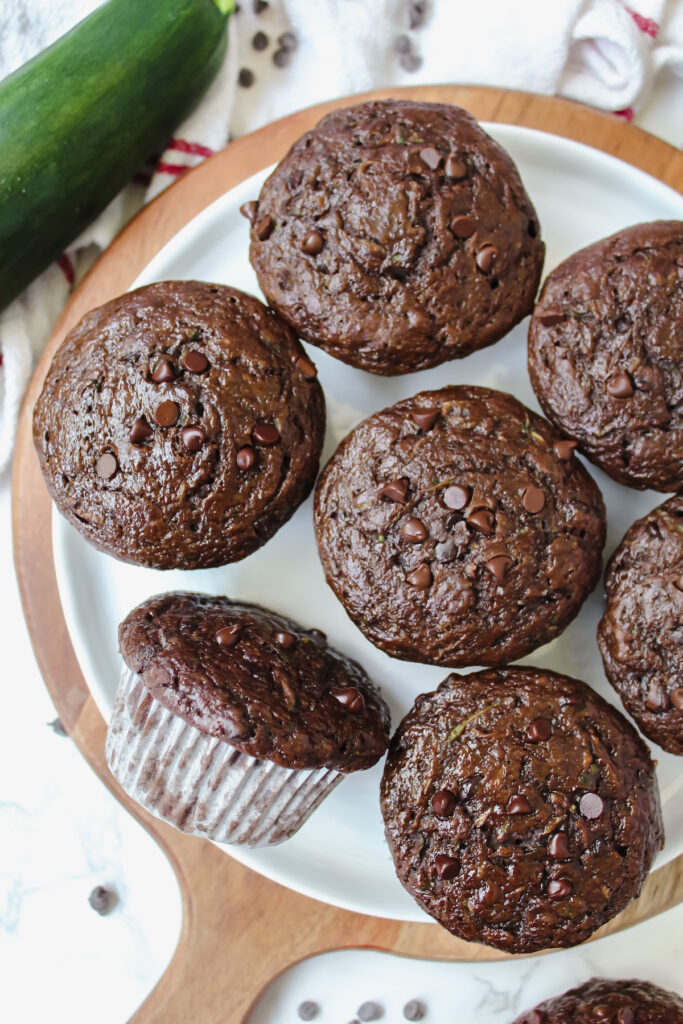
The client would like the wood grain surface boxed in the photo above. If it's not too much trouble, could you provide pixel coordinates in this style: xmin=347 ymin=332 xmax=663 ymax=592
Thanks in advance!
xmin=12 ymin=86 xmax=683 ymax=1024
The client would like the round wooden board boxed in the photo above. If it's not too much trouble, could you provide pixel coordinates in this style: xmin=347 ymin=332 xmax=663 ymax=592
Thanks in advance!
xmin=12 ymin=86 xmax=683 ymax=1023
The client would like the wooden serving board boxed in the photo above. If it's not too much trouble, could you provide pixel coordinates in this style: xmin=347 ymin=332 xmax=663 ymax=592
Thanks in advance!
xmin=12 ymin=86 xmax=683 ymax=1023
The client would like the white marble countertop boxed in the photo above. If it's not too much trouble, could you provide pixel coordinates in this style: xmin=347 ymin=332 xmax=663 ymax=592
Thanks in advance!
xmin=2 ymin=75 xmax=682 ymax=1024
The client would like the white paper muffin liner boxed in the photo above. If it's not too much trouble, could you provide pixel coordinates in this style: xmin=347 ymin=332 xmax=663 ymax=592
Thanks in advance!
xmin=105 ymin=666 xmax=344 ymax=846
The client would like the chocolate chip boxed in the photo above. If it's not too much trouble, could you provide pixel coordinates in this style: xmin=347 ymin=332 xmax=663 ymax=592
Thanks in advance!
xmin=130 ymin=416 xmax=153 ymax=444
xmin=671 ymin=687 xmax=683 ymax=710
xmin=273 ymin=47 xmax=291 ymax=68
xmin=401 ymin=517 xmax=428 ymax=543
xmin=252 ymin=30 xmax=268 ymax=50
xmin=236 ymin=445 xmax=256 ymax=470
xmin=526 ymin=717 xmax=552 ymax=742
xmin=547 ymin=878 xmax=572 ymax=900
xmin=450 ymin=215 xmax=475 ymax=238
xmin=48 ymin=717 xmax=67 ymax=737
xmin=506 ymin=795 xmax=532 ymax=814
xmin=253 ymin=0 xmax=268 ymax=12
xmin=615 ymin=314 xmax=632 ymax=333
xmin=275 ymin=631 xmax=297 ymax=650
xmin=333 ymin=687 xmax=365 ymax=713
xmin=181 ymin=350 xmax=208 ymax=373
xmin=466 ymin=508 xmax=495 ymax=535
xmin=441 ymin=484 xmax=469 ymax=510
xmin=95 ymin=452 xmax=117 ymax=479
xmin=485 ymin=555 xmax=512 ymax=584
xmin=548 ymin=832 xmax=570 ymax=859
xmin=617 ymin=1009 xmax=635 ymax=1024
xmin=646 ymin=682 xmax=670 ymax=711
xmin=406 ymin=563 xmax=432 ymax=589
xmin=181 ymin=426 xmax=206 ymax=452
xmin=432 ymin=789 xmax=457 ymax=817
xmin=396 ymin=34 xmax=411 ymax=54
xmin=579 ymin=792 xmax=604 ymax=819
xmin=523 ymin=485 xmax=545 ymax=514
xmin=524 ymin=1012 xmax=546 ymax=1024
xmin=411 ymin=408 xmax=439 ymax=431
xmin=88 ymin=885 xmax=117 ymax=915
xmin=255 ymin=215 xmax=273 ymax=240
xmin=296 ymin=355 xmax=317 ymax=378
xmin=407 ymin=1 xmax=427 ymax=29
xmin=554 ymin=440 xmax=577 ymax=460
xmin=297 ymin=1002 xmax=319 ymax=1022
xmin=151 ymin=357 xmax=175 ymax=384
xmin=252 ymin=423 xmax=280 ymax=445
xmin=458 ymin=774 xmax=482 ymax=802
xmin=402 ymin=1001 xmax=425 ymax=1022
xmin=381 ymin=478 xmax=409 ymax=503
xmin=238 ymin=67 xmax=255 ymax=87
xmin=434 ymin=854 xmax=459 ymax=879
xmin=215 ymin=625 xmax=241 ymax=647
xmin=399 ymin=52 xmax=422 ymax=72
xmin=476 ymin=244 xmax=497 ymax=273
xmin=302 ymin=230 xmax=324 ymax=255
xmin=240 ymin=200 xmax=258 ymax=224
xmin=279 ymin=31 xmax=298 ymax=51
xmin=537 ymin=310 xmax=565 ymax=327
xmin=419 ymin=146 xmax=441 ymax=170
xmin=357 ymin=1002 xmax=383 ymax=1022
xmin=606 ymin=371 xmax=634 ymax=398
xmin=155 ymin=400 xmax=180 ymax=428
xmin=445 ymin=154 xmax=467 ymax=179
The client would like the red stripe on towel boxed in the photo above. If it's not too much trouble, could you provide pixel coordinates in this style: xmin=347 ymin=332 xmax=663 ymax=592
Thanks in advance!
xmin=156 ymin=162 xmax=190 ymax=176
xmin=625 ymin=7 xmax=659 ymax=38
xmin=614 ymin=107 xmax=635 ymax=121
xmin=169 ymin=138 xmax=214 ymax=158
xmin=56 ymin=253 xmax=75 ymax=287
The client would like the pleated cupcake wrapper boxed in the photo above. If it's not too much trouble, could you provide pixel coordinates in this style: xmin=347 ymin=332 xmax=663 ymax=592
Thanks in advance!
xmin=105 ymin=666 xmax=343 ymax=847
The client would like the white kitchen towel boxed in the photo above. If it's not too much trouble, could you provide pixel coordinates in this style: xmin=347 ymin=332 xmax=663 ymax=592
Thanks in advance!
xmin=1 ymin=0 xmax=682 ymax=473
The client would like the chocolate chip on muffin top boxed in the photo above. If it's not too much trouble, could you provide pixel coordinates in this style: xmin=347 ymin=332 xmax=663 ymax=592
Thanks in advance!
xmin=511 ymin=978 xmax=683 ymax=1024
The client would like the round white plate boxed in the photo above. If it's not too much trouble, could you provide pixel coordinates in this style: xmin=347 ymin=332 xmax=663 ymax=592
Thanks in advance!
xmin=54 ymin=124 xmax=683 ymax=923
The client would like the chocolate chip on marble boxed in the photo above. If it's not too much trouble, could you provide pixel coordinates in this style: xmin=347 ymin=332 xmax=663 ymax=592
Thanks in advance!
xmin=432 ymin=789 xmax=457 ymax=817
xmin=486 ymin=555 xmax=512 ymax=584
xmin=236 ymin=445 xmax=256 ymax=470
xmin=279 ymin=31 xmax=298 ymax=51
xmin=399 ymin=51 xmax=422 ymax=72
xmin=381 ymin=478 xmax=409 ymax=503
xmin=476 ymin=245 xmax=497 ymax=273
xmin=466 ymin=508 xmax=495 ymax=535
xmin=48 ymin=717 xmax=68 ymax=737
xmin=297 ymin=1002 xmax=320 ymax=1022
xmin=88 ymin=885 xmax=117 ymax=916
xmin=579 ymin=792 xmax=604 ymax=819
xmin=255 ymin=214 xmax=273 ymax=240
xmin=302 ymin=230 xmax=324 ymax=255
xmin=181 ymin=350 xmax=208 ymax=373
xmin=215 ymin=625 xmax=241 ymax=647
xmin=526 ymin=717 xmax=552 ymax=742
xmin=296 ymin=355 xmax=317 ymax=379
xmin=181 ymin=426 xmax=206 ymax=452
xmin=443 ymin=484 xmax=470 ymax=509
xmin=554 ymin=439 xmax=577 ymax=460
xmin=238 ymin=67 xmax=255 ymax=88
xmin=130 ymin=416 xmax=153 ymax=444
xmin=252 ymin=30 xmax=268 ymax=50
xmin=434 ymin=853 xmax=459 ymax=879
xmin=333 ymin=687 xmax=365 ymax=713
xmin=396 ymin=34 xmax=411 ymax=54
xmin=406 ymin=563 xmax=432 ymax=589
xmin=450 ymin=214 xmax=475 ymax=238
xmin=445 ymin=154 xmax=467 ymax=179
xmin=403 ymin=1000 xmax=426 ymax=1021
xmin=547 ymin=878 xmax=572 ymax=900
xmin=252 ymin=423 xmax=280 ymax=445
xmin=606 ymin=371 xmax=634 ymax=398
xmin=275 ymin=630 xmax=297 ymax=650
xmin=155 ymin=400 xmax=180 ymax=428
xmin=253 ymin=0 xmax=268 ymax=12
xmin=419 ymin=146 xmax=441 ymax=170
xmin=151 ymin=357 xmax=175 ymax=384
xmin=548 ymin=832 xmax=570 ymax=859
xmin=410 ymin=408 xmax=439 ymax=431
xmin=506 ymin=794 xmax=532 ymax=814
xmin=537 ymin=310 xmax=565 ymax=327
xmin=272 ymin=47 xmax=292 ymax=68
xmin=357 ymin=1002 xmax=383 ymax=1022
xmin=407 ymin=1 xmax=427 ymax=29
xmin=401 ymin=517 xmax=428 ymax=543
xmin=240 ymin=200 xmax=258 ymax=223
xmin=523 ymin=485 xmax=545 ymax=513
xmin=95 ymin=452 xmax=118 ymax=479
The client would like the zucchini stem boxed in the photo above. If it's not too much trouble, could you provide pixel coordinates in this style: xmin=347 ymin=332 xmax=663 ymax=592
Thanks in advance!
xmin=212 ymin=0 xmax=235 ymax=14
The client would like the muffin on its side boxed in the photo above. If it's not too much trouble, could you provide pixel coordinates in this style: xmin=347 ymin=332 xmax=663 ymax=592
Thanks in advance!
xmin=107 ymin=592 xmax=390 ymax=846
xmin=528 ymin=220 xmax=683 ymax=492
xmin=598 ymin=495 xmax=683 ymax=755
xmin=314 ymin=386 xmax=605 ymax=668
xmin=511 ymin=978 xmax=683 ymax=1024
xmin=380 ymin=667 xmax=663 ymax=954
xmin=33 ymin=281 xmax=325 ymax=569
xmin=247 ymin=99 xmax=544 ymax=375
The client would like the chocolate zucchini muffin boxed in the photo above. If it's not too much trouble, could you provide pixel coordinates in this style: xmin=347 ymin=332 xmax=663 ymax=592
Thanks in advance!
xmin=511 ymin=979 xmax=683 ymax=1024
xmin=598 ymin=495 xmax=683 ymax=755
xmin=107 ymin=591 xmax=390 ymax=845
xmin=528 ymin=221 xmax=683 ymax=491
xmin=314 ymin=386 xmax=605 ymax=667
xmin=33 ymin=281 xmax=325 ymax=569
xmin=247 ymin=99 xmax=544 ymax=375
xmin=380 ymin=667 xmax=663 ymax=954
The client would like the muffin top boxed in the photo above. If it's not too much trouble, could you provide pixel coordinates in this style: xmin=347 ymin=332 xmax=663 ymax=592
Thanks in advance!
xmin=598 ymin=494 xmax=683 ymax=755
xmin=248 ymin=99 xmax=544 ymax=375
xmin=380 ymin=667 xmax=663 ymax=954
xmin=511 ymin=978 xmax=683 ymax=1024
xmin=119 ymin=591 xmax=391 ymax=771
xmin=33 ymin=281 xmax=325 ymax=569
xmin=314 ymin=386 xmax=605 ymax=667
xmin=528 ymin=220 xmax=683 ymax=491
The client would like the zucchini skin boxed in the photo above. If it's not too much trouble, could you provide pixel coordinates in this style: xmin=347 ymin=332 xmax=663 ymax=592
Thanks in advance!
xmin=0 ymin=0 xmax=230 ymax=310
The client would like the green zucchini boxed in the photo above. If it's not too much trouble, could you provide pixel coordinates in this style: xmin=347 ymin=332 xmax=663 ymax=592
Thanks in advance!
xmin=0 ymin=0 xmax=234 ymax=310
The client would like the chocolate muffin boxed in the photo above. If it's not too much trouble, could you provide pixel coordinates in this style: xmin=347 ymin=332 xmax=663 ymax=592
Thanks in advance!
xmin=247 ymin=99 xmax=544 ymax=375
xmin=528 ymin=221 xmax=683 ymax=491
xmin=33 ymin=281 xmax=325 ymax=569
xmin=314 ymin=386 xmax=606 ymax=667
xmin=107 ymin=591 xmax=390 ymax=845
xmin=380 ymin=667 xmax=663 ymax=954
xmin=598 ymin=495 xmax=683 ymax=755
xmin=511 ymin=979 xmax=683 ymax=1024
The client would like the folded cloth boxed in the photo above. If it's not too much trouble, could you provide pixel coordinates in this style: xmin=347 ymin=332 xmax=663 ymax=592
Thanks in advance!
xmin=1 ymin=0 xmax=681 ymax=473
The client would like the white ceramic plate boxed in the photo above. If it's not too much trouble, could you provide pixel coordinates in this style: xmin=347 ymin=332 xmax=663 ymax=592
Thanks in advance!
xmin=54 ymin=125 xmax=683 ymax=923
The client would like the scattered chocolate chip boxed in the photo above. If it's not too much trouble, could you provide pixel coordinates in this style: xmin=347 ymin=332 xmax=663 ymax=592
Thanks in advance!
xmin=253 ymin=0 xmax=268 ymax=12
xmin=296 ymin=355 xmax=317 ymax=379
xmin=252 ymin=30 xmax=268 ymax=50
xmin=434 ymin=853 xmax=459 ymax=879
xmin=181 ymin=350 xmax=208 ymax=373
xmin=88 ymin=885 xmax=117 ymax=916
xmin=302 ymin=230 xmax=324 ymax=255
xmin=506 ymin=794 xmax=532 ymax=814
xmin=401 ymin=517 xmax=428 ymax=543
xmin=273 ymin=47 xmax=291 ymax=68
xmin=399 ymin=52 xmax=422 ymax=72
xmin=523 ymin=485 xmax=545 ymax=514
xmin=466 ymin=508 xmax=495 ymax=535
xmin=396 ymin=34 xmax=411 ymax=54
xmin=476 ymin=244 xmax=497 ymax=273
xmin=252 ymin=423 xmax=280 ymax=445
xmin=255 ymin=215 xmax=273 ymax=240
xmin=617 ymin=1009 xmax=635 ymax=1024
xmin=129 ymin=416 xmax=153 ymax=444
xmin=95 ymin=452 xmax=117 ymax=479
xmin=275 ymin=630 xmax=297 ymax=650
xmin=606 ymin=371 xmax=634 ymax=398
xmin=554 ymin=439 xmax=577 ymax=460
xmin=236 ymin=445 xmax=256 ymax=470
xmin=48 ymin=717 xmax=67 ymax=737
xmin=419 ymin=146 xmax=441 ymax=170
xmin=524 ymin=1012 xmax=546 ymax=1024
xmin=358 ymin=1002 xmax=383 ymax=1022
xmin=151 ymin=357 xmax=175 ymax=384
xmin=381 ymin=478 xmax=409 ymax=503
xmin=671 ymin=687 xmax=683 ymax=710
xmin=181 ymin=426 xmax=206 ymax=452
xmin=297 ymin=1002 xmax=319 ymax=1022
xmin=526 ymin=717 xmax=552 ymax=742
xmin=279 ymin=31 xmax=298 ymax=51
xmin=240 ymin=200 xmax=258 ymax=223
xmin=548 ymin=831 xmax=570 ymax=859
xmin=443 ymin=484 xmax=470 ymax=510
xmin=486 ymin=554 xmax=512 ymax=584
xmin=579 ymin=792 xmax=604 ymax=819
xmin=333 ymin=687 xmax=365 ymax=713
xmin=595 ymin=1008 xmax=611 ymax=1020
xmin=445 ymin=154 xmax=467 ymax=179
xmin=432 ymin=789 xmax=457 ymax=817
xmin=547 ymin=878 xmax=572 ymax=900
xmin=309 ymin=628 xmax=327 ymax=642
xmin=238 ymin=67 xmax=255 ymax=88
xmin=215 ymin=625 xmax=241 ymax=647
xmin=406 ymin=563 xmax=432 ymax=589
xmin=646 ymin=683 xmax=670 ymax=711
xmin=403 ymin=1000 xmax=426 ymax=1021
xmin=410 ymin=408 xmax=439 ymax=431
xmin=537 ymin=310 xmax=565 ymax=327
xmin=407 ymin=1 xmax=427 ymax=29
xmin=155 ymin=400 xmax=180 ymax=428
xmin=450 ymin=214 xmax=476 ymax=239
xmin=458 ymin=774 xmax=482 ymax=802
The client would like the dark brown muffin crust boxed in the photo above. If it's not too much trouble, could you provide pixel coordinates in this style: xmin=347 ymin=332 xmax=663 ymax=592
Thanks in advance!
xmin=248 ymin=99 xmax=544 ymax=375
xmin=528 ymin=221 xmax=683 ymax=491
xmin=380 ymin=668 xmax=663 ymax=954
xmin=314 ymin=386 xmax=606 ymax=667
xmin=598 ymin=495 xmax=683 ymax=755
xmin=511 ymin=978 xmax=683 ymax=1024
xmin=119 ymin=591 xmax=390 ymax=771
xmin=33 ymin=281 xmax=325 ymax=569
